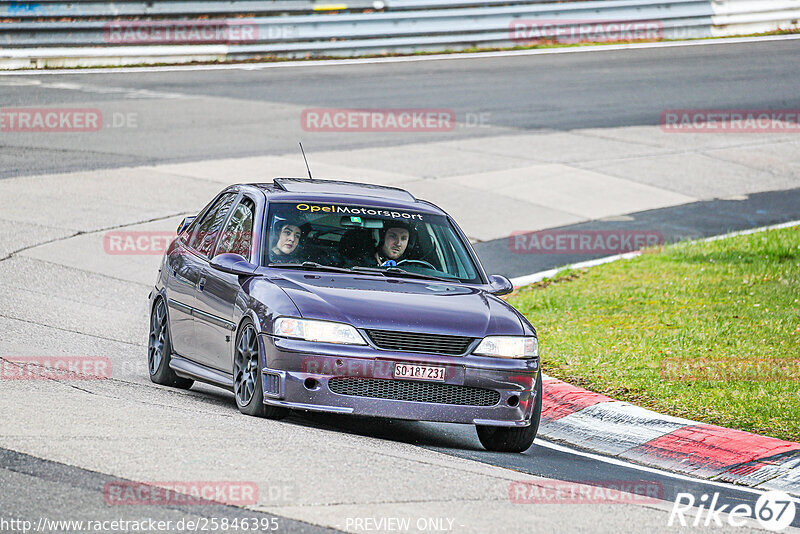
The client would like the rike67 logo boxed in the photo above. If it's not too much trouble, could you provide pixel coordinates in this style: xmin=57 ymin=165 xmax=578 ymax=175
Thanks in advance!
xmin=669 ymin=491 xmax=796 ymax=531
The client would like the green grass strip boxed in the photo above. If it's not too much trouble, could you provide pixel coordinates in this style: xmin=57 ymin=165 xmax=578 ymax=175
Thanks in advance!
xmin=509 ymin=225 xmax=800 ymax=441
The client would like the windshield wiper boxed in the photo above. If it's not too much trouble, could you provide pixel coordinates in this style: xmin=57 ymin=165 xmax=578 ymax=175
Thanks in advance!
xmin=268 ymin=262 xmax=353 ymax=274
xmin=269 ymin=262 xmax=453 ymax=282
xmin=351 ymin=266 xmax=452 ymax=282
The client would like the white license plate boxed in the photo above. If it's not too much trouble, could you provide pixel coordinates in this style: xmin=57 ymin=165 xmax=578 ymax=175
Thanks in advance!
xmin=393 ymin=363 xmax=446 ymax=382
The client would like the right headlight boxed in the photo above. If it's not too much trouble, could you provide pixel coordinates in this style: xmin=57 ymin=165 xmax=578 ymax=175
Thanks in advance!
xmin=273 ymin=317 xmax=366 ymax=345
xmin=473 ymin=336 xmax=538 ymax=359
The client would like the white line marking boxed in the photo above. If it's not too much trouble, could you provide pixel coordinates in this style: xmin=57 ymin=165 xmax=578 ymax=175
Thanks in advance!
xmin=0 ymin=79 xmax=185 ymax=98
xmin=1 ymin=34 xmax=799 ymax=76
xmin=510 ymin=219 xmax=800 ymax=287
xmin=699 ymin=219 xmax=800 ymax=243
xmin=536 ymin=439 xmax=771 ymax=496
xmin=510 ymin=251 xmax=642 ymax=287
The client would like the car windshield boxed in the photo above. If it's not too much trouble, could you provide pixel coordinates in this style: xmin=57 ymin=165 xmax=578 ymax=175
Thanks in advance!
xmin=263 ymin=201 xmax=482 ymax=283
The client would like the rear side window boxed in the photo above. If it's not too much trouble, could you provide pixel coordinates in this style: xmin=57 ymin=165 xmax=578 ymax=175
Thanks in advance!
xmin=188 ymin=192 xmax=236 ymax=258
xmin=216 ymin=197 xmax=255 ymax=260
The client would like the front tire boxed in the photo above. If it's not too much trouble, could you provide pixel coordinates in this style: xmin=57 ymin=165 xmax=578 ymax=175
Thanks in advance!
xmin=148 ymin=298 xmax=193 ymax=390
xmin=476 ymin=372 xmax=542 ymax=453
xmin=233 ymin=321 xmax=288 ymax=420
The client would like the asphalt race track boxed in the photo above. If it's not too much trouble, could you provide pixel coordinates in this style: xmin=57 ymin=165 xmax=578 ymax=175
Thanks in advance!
xmin=2 ymin=39 xmax=800 ymax=178
xmin=1 ymin=38 xmax=800 ymax=533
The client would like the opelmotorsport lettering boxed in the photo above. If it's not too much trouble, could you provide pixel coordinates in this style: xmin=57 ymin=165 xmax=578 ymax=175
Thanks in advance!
xmin=295 ymin=204 xmax=424 ymax=220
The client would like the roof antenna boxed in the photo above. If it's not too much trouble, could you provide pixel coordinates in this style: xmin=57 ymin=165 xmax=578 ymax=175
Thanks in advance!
xmin=299 ymin=142 xmax=313 ymax=180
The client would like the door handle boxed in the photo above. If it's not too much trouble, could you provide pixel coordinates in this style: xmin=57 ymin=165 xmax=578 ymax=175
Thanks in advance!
xmin=198 ymin=277 xmax=206 ymax=291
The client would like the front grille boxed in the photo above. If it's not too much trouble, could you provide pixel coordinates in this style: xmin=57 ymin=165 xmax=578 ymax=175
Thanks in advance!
xmin=328 ymin=378 xmax=500 ymax=406
xmin=365 ymin=329 xmax=474 ymax=355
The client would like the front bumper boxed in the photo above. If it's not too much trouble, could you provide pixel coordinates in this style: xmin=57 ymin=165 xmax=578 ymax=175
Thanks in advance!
xmin=259 ymin=334 xmax=539 ymax=427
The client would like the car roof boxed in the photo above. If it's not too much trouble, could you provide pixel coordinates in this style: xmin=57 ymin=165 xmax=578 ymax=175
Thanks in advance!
xmin=244 ymin=178 xmax=446 ymax=216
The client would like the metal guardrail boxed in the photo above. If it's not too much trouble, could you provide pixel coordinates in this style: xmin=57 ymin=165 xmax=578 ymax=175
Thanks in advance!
xmin=0 ymin=0 xmax=798 ymax=69
xmin=1 ymin=0 xmax=718 ymax=47
xmin=0 ymin=0 xmax=583 ymax=18
xmin=710 ymin=0 xmax=800 ymax=36
xmin=0 ymin=0 xmax=376 ymax=18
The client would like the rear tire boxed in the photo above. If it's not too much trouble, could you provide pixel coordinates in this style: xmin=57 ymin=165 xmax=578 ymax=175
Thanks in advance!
xmin=148 ymin=298 xmax=194 ymax=390
xmin=476 ymin=372 xmax=542 ymax=452
xmin=233 ymin=320 xmax=288 ymax=420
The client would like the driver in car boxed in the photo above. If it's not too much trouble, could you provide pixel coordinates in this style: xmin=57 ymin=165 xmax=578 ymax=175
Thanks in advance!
xmin=375 ymin=222 xmax=412 ymax=266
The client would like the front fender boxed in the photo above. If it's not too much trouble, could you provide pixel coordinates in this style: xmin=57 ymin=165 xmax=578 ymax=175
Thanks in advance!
xmin=243 ymin=277 xmax=302 ymax=335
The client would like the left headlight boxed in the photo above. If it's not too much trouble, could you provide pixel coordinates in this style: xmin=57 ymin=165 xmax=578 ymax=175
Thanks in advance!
xmin=273 ymin=317 xmax=366 ymax=345
xmin=473 ymin=336 xmax=538 ymax=359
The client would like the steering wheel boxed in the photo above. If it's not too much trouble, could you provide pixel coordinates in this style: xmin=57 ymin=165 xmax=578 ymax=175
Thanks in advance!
xmin=396 ymin=259 xmax=436 ymax=270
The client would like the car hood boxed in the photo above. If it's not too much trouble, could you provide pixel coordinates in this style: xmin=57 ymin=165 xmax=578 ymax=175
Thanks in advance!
xmin=267 ymin=271 xmax=523 ymax=338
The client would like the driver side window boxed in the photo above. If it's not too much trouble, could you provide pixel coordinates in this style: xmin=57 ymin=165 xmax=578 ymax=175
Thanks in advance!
xmin=216 ymin=197 xmax=255 ymax=261
xmin=187 ymin=192 xmax=236 ymax=259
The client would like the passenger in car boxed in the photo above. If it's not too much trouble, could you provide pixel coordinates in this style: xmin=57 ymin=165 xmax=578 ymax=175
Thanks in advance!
xmin=269 ymin=219 xmax=303 ymax=263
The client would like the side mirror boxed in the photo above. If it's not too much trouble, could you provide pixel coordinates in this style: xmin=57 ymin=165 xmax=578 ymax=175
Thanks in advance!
xmin=487 ymin=274 xmax=513 ymax=296
xmin=210 ymin=253 xmax=257 ymax=276
xmin=177 ymin=216 xmax=196 ymax=235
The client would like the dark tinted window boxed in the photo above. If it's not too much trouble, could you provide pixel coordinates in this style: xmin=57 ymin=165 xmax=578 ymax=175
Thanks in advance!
xmin=188 ymin=192 xmax=236 ymax=258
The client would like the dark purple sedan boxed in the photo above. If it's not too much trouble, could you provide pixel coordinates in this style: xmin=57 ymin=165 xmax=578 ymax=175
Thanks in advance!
xmin=148 ymin=178 xmax=541 ymax=452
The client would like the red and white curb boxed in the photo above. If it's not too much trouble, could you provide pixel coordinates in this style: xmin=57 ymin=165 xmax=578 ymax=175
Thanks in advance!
xmin=509 ymin=221 xmax=800 ymax=496
xmin=537 ymin=376 xmax=800 ymax=496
